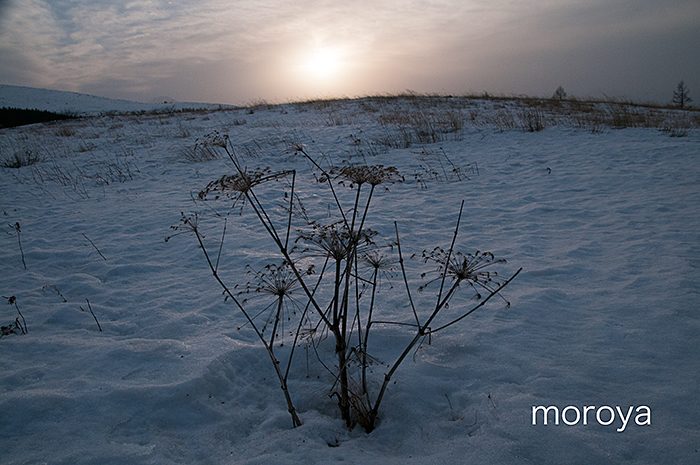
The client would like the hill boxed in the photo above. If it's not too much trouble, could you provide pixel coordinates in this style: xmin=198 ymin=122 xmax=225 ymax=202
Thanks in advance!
xmin=0 ymin=84 xmax=233 ymax=115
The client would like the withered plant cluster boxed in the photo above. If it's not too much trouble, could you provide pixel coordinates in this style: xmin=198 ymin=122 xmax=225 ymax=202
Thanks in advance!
xmin=1 ymin=295 xmax=27 ymax=338
xmin=169 ymin=133 xmax=521 ymax=432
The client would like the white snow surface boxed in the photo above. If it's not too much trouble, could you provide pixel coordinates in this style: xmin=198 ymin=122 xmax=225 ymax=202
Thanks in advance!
xmin=1 ymin=88 xmax=699 ymax=464
xmin=0 ymin=84 xmax=232 ymax=115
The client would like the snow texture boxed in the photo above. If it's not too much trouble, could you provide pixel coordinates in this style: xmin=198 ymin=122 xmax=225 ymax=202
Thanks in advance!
xmin=1 ymin=87 xmax=699 ymax=464
xmin=0 ymin=84 xmax=232 ymax=115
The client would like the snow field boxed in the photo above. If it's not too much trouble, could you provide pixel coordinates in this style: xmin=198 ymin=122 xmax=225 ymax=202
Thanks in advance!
xmin=1 ymin=92 xmax=699 ymax=464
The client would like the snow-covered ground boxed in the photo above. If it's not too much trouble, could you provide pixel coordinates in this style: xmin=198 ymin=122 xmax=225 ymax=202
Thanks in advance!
xmin=1 ymin=87 xmax=699 ymax=464
xmin=0 ymin=84 xmax=232 ymax=115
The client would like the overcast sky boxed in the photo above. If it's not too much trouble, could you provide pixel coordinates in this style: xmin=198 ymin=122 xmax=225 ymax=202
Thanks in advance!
xmin=1 ymin=0 xmax=698 ymax=105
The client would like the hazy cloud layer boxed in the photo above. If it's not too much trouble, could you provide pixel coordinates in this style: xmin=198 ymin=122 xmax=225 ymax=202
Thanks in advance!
xmin=1 ymin=0 xmax=698 ymax=104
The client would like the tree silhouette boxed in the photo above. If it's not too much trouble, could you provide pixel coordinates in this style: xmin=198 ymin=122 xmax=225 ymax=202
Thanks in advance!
xmin=552 ymin=86 xmax=567 ymax=100
xmin=672 ymin=81 xmax=692 ymax=109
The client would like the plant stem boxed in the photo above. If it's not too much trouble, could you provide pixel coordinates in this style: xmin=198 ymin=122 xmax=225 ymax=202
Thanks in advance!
xmin=13 ymin=223 xmax=26 ymax=269
xmin=214 ymin=218 xmax=227 ymax=272
xmin=367 ymin=267 xmax=520 ymax=433
xmin=85 ymin=299 xmax=102 ymax=331
xmin=190 ymin=221 xmax=302 ymax=428
xmin=297 ymin=147 xmax=349 ymax=228
xmin=394 ymin=222 xmax=420 ymax=328
xmin=12 ymin=297 xmax=27 ymax=334
xmin=269 ymin=296 xmax=284 ymax=347
xmin=82 ymin=233 xmax=107 ymax=261
xmin=284 ymin=255 xmax=330 ymax=381
xmin=435 ymin=200 xmax=464 ymax=312
xmin=285 ymin=171 xmax=296 ymax=250
xmin=428 ymin=267 xmax=522 ymax=333
xmin=361 ymin=267 xmax=378 ymax=397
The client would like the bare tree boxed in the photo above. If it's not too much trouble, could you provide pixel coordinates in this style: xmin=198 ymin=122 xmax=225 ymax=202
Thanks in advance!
xmin=672 ymin=80 xmax=692 ymax=109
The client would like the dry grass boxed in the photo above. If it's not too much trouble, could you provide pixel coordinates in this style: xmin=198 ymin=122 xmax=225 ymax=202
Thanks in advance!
xmin=1 ymin=149 xmax=43 ymax=168
xmin=350 ymin=93 xmax=700 ymax=136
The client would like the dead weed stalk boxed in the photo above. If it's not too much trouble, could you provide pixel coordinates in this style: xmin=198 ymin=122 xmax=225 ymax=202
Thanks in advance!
xmin=170 ymin=134 xmax=521 ymax=432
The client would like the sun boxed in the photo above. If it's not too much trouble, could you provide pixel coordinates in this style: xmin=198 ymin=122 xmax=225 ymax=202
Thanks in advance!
xmin=303 ymin=47 xmax=342 ymax=80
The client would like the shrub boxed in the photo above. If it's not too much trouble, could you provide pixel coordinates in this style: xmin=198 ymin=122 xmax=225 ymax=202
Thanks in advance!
xmin=176 ymin=141 xmax=220 ymax=163
xmin=375 ymin=109 xmax=466 ymax=148
xmin=1 ymin=149 xmax=43 ymax=168
xmin=660 ymin=114 xmax=691 ymax=137
xmin=521 ymin=109 xmax=546 ymax=132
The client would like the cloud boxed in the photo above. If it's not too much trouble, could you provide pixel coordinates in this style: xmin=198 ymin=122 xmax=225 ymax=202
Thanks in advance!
xmin=1 ymin=0 xmax=698 ymax=103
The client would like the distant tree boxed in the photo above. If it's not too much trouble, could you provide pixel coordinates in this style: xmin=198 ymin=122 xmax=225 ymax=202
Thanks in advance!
xmin=672 ymin=80 xmax=692 ymax=108
xmin=552 ymin=86 xmax=567 ymax=100
xmin=0 ymin=107 xmax=75 ymax=129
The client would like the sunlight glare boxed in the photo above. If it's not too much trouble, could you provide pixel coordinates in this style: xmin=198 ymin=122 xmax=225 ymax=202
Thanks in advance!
xmin=303 ymin=47 xmax=342 ymax=80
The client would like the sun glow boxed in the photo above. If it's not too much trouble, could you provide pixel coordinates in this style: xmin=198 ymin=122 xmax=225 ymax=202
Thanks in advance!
xmin=303 ymin=47 xmax=342 ymax=80
xmin=286 ymin=42 xmax=360 ymax=95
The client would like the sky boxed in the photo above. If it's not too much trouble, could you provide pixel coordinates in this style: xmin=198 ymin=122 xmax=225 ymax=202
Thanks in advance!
xmin=0 ymin=0 xmax=699 ymax=105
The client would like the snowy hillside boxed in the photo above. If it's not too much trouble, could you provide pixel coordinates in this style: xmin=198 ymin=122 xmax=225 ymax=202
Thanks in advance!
xmin=0 ymin=84 xmax=233 ymax=115
xmin=1 ymin=93 xmax=699 ymax=464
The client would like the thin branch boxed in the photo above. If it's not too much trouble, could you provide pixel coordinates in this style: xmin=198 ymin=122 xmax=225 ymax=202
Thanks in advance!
xmin=369 ymin=266 xmax=521 ymax=428
xmin=215 ymin=218 xmax=227 ymax=273
xmin=435 ymin=200 xmax=464 ymax=315
xmin=421 ymin=280 xmax=461 ymax=332
xmin=284 ymin=255 xmax=330 ymax=381
xmin=394 ymin=221 xmax=421 ymax=328
xmin=82 ymin=233 xmax=107 ymax=261
xmin=297 ymin=147 xmax=348 ymax=228
xmin=357 ymin=184 xmax=375 ymax=234
xmin=349 ymin=183 xmax=362 ymax=234
xmin=220 ymin=144 xmax=334 ymax=331
xmin=269 ymin=297 xmax=285 ymax=348
xmin=11 ymin=223 xmax=27 ymax=269
xmin=360 ymin=267 xmax=377 ymax=397
xmin=368 ymin=330 xmax=422 ymax=429
xmin=428 ymin=267 xmax=523 ymax=334
xmin=285 ymin=170 xmax=296 ymax=250
xmin=368 ymin=320 xmax=421 ymax=328
xmin=188 ymin=219 xmax=302 ymax=427
xmin=4 ymin=296 xmax=27 ymax=334
xmin=84 ymin=299 xmax=102 ymax=332
xmin=248 ymin=188 xmax=282 ymax=244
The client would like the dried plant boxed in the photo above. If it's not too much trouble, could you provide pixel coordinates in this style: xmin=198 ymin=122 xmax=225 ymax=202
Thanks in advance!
xmin=42 ymin=285 xmax=67 ymax=302
xmin=1 ymin=149 xmax=43 ymax=168
xmin=235 ymin=261 xmax=312 ymax=347
xmin=79 ymin=299 xmax=102 ymax=332
xmin=1 ymin=295 xmax=27 ymax=338
xmin=167 ymin=213 xmax=303 ymax=427
xmin=7 ymin=222 xmax=26 ymax=269
xmin=171 ymin=136 xmax=521 ymax=433
xmin=420 ymin=248 xmax=508 ymax=301
xmin=332 ymin=164 xmax=403 ymax=187
xmin=413 ymin=147 xmax=477 ymax=185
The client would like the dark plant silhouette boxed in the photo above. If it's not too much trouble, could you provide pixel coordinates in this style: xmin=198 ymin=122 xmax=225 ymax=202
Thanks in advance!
xmin=171 ymin=134 xmax=521 ymax=432
xmin=552 ymin=86 xmax=567 ymax=100
xmin=1 ymin=295 xmax=27 ymax=338
xmin=672 ymin=80 xmax=692 ymax=109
